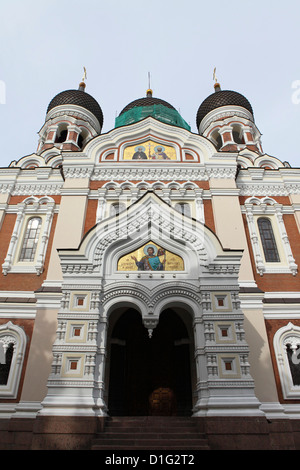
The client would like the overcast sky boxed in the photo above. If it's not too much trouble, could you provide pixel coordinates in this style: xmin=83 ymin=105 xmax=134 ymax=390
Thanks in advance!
xmin=1 ymin=0 xmax=300 ymax=167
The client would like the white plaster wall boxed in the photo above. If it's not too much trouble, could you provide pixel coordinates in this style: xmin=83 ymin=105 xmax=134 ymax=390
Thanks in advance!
xmin=210 ymin=178 xmax=255 ymax=283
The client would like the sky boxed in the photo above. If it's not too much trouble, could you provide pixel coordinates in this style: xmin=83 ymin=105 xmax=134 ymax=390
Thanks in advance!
xmin=0 ymin=0 xmax=300 ymax=168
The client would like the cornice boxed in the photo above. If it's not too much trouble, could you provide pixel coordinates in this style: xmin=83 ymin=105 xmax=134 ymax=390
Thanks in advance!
xmin=45 ymin=104 xmax=101 ymax=133
xmin=237 ymin=182 xmax=300 ymax=196
xmin=199 ymin=106 xmax=254 ymax=134
xmin=91 ymin=164 xmax=237 ymax=181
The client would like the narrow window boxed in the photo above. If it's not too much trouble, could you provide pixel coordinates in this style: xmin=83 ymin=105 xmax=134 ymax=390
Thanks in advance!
xmin=175 ymin=203 xmax=191 ymax=217
xmin=286 ymin=343 xmax=300 ymax=386
xmin=55 ymin=129 xmax=68 ymax=143
xmin=19 ymin=217 xmax=42 ymax=262
xmin=110 ymin=203 xmax=125 ymax=217
xmin=77 ymin=134 xmax=83 ymax=149
xmin=232 ymin=125 xmax=245 ymax=144
xmin=257 ymin=217 xmax=280 ymax=262
xmin=211 ymin=130 xmax=222 ymax=150
xmin=0 ymin=343 xmax=14 ymax=385
xmin=77 ymin=129 xmax=88 ymax=149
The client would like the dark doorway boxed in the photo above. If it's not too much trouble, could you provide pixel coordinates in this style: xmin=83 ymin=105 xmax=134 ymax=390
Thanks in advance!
xmin=108 ymin=308 xmax=192 ymax=416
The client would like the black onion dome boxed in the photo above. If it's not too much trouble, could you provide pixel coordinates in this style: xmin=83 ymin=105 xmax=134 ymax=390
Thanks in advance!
xmin=119 ymin=95 xmax=176 ymax=115
xmin=196 ymin=90 xmax=253 ymax=128
xmin=47 ymin=89 xmax=103 ymax=127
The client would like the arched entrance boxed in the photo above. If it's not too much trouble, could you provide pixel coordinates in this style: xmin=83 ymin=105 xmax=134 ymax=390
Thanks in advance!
xmin=107 ymin=308 xmax=193 ymax=416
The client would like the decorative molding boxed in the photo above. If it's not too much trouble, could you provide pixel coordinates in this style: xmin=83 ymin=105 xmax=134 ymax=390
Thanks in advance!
xmin=62 ymin=166 xmax=94 ymax=179
xmin=11 ymin=183 xmax=63 ymax=196
xmin=2 ymin=196 xmax=55 ymax=276
xmin=243 ymin=196 xmax=298 ymax=276
xmin=90 ymin=165 xmax=237 ymax=181
xmin=238 ymin=183 xmax=300 ymax=196
xmin=273 ymin=323 xmax=300 ymax=400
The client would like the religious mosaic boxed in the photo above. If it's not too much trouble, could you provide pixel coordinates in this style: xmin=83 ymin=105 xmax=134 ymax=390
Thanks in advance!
xmin=123 ymin=140 xmax=177 ymax=161
xmin=117 ymin=242 xmax=184 ymax=271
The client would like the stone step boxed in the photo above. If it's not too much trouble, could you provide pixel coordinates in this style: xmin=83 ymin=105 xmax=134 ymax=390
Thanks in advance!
xmin=90 ymin=416 xmax=210 ymax=450
xmin=102 ymin=432 xmax=204 ymax=439
xmin=104 ymin=417 xmax=203 ymax=427
xmin=92 ymin=445 xmax=209 ymax=450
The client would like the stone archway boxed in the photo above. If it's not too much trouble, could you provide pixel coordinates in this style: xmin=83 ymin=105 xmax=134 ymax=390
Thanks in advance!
xmin=107 ymin=308 xmax=193 ymax=416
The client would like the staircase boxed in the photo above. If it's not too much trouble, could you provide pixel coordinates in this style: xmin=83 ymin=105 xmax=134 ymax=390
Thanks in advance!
xmin=91 ymin=416 xmax=210 ymax=450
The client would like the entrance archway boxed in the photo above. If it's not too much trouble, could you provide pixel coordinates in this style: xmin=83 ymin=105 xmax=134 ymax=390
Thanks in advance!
xmin=107 ymin=308 xmax=193 ymax=416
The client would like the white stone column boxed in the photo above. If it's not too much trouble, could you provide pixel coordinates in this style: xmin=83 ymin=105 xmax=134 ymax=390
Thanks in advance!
xmin=93 ymin=314 xmax=108 ymax=416
xmin=210 ymin=178 xmax=256 ymax=285
xmin=46 ymin=178 xmax=89 ymax=281
xmin=192 ymin=315 xmax=208 ymax=415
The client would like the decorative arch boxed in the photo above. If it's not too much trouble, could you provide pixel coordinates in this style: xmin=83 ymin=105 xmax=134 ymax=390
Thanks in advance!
xmin=106 ymin=306 xmax=194 ymax=416
xmin=244 ymin=196 xmax=297 ymax=275
xmin=253 ymin=154 xmax=284 ymax=169
xmin=59 ymin=192 xmax=229 ymax=279
xmin=2 ymin=195 xmax=56 ymax=275
xmin=273 ymin=323 xmax=300 ymax=399
xmin=0 ymin=321 xmax=27 ymax=398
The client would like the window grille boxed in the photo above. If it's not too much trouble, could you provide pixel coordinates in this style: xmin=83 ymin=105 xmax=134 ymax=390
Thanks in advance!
xmin=257 ymin=217 xmax=280 ymax=262
xmin=175 ymin=203 xmax=191 ymax=217
xmin=19 ymin=217 xmax=42 ymax=262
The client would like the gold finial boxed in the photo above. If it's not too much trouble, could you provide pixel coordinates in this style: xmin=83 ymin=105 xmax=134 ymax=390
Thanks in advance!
xmin=79 ymin=67 xmax=87 ymax=91
xmin=147 ymin=71 xmax=153 ymax=97
xmin=213 ymin=67 xmax=217 ymax=83
xmin=213 ymin=67 xmax=221 ymax=91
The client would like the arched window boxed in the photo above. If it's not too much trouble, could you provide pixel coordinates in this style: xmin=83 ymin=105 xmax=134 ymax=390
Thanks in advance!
xmin=77 ymin=134 xmax=83 ymax=149
xmin=274 ymin=323 xmax=300 ymax=399
xmin=232 ymin=125 xmax=245 ymax=144
xmin=0 ymin=322 xmax=27 ymax=398
xmin=2 ymin=197 xmax=55 ymax=275
xmin=286 ymin=342 xmax=300 ymax=386
xmin=211 ymin=130 xmax=222 ymax=150
xmin=19 ymin=217 xmax=42 ymax=262
xmin=0 ymin=343 xmax=14 ymax=385
xmin=55 ymin=128 xmax=68 ymax=143
xmin=175 ymin=203 xmax=191 ymax=217
xmin=257 ymin=217 xmax=280 ymax=262
xmin=77 ymin=129 xmax=89 ymax=150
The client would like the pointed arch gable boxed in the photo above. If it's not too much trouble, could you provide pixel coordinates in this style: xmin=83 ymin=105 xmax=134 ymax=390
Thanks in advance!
xmin=58 ymin=192 xmax=242 ymax=279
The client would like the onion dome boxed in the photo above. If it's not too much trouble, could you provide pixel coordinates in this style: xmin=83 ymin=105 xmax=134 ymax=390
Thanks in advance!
xmin=46 ymin=86 xmax=103 ymax=128
xmin=196 ymin=84 xmax=254 ymax=129
xmin=115 ymin=89 xmax=190 ymax=131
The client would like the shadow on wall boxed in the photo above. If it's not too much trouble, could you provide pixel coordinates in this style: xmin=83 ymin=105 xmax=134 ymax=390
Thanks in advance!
xmin=243 ymin=312 xmax=277 ymax=404
xmin=20 ymin=307 xmax=58 ymax=404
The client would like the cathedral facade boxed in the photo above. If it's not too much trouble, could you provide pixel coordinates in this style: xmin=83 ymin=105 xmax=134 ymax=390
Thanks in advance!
xmin=0 ymin=77 xmax=300 ymax=449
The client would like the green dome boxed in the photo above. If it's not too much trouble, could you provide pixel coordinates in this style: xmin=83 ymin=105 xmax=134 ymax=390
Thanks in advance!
xmin=115 ymin=90 xmax=190 ymax=131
